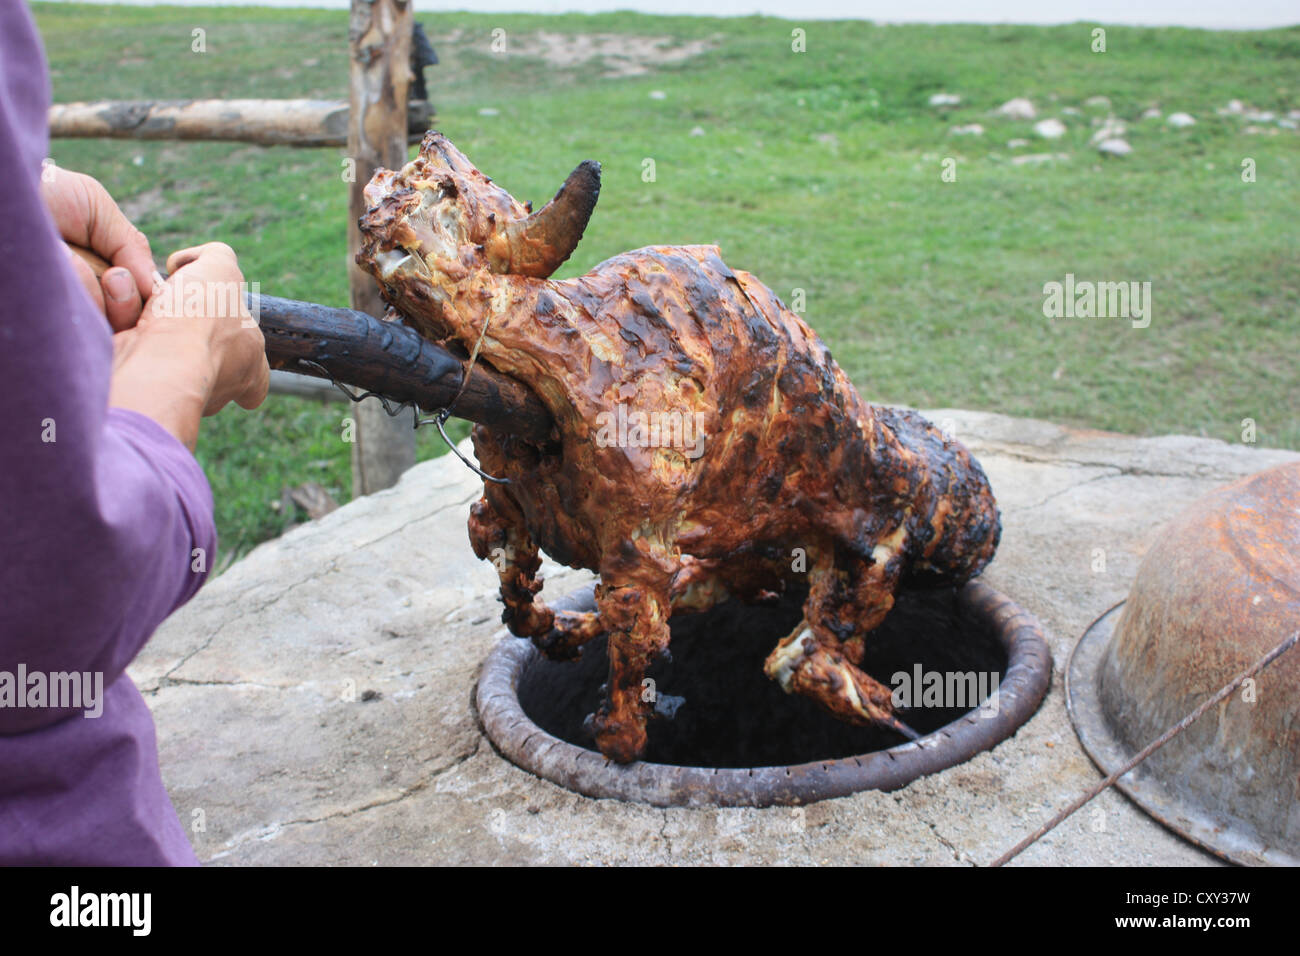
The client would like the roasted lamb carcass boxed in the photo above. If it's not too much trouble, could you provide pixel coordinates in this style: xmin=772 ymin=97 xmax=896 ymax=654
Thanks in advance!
xmin=357 ymin=132 xmax=1001 ymax=763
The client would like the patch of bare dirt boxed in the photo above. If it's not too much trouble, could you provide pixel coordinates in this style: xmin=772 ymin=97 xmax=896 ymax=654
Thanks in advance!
xmin=447 ymin=28 xmax=716 ymax=78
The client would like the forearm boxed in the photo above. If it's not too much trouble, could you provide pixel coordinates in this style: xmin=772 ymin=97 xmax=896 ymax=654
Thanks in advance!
xmin=0 ymin=409 xmax=216 ymax=733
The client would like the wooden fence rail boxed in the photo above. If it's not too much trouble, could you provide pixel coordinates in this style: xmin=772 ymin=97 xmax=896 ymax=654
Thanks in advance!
xmin=49 ymin=98 xmax=431 ymax=148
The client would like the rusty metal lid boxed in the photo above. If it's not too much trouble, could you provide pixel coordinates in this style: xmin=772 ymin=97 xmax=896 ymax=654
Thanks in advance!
xmin=1068 ymin=461 xmax=1300 ymax=865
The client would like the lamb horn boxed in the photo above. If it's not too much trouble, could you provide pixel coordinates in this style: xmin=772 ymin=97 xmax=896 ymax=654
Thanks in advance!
xmin=486 ymin=160 xmax=601 ymax=278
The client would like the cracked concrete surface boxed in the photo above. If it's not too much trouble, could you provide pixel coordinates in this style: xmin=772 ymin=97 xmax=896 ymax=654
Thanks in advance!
xmin=131 ymin=409 xmax=1299 ymax=865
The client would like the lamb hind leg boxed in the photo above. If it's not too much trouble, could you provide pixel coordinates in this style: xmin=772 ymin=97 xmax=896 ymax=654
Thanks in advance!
xmin=767 ymin=628 xmax=920 ymax=740
xmin=763 ymin=543 xmax=921 ymax=740
xmin=468 ymin=496 xmax=602 ymax=659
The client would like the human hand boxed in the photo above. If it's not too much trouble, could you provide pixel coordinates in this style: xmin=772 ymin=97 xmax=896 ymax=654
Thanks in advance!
xmin=41 ymin=165 xmax=157 ymax=332
xmin=154 ymin=242 xmax=270 ymax=415
xmin=110 ymin=242 xmax=269 ymax=449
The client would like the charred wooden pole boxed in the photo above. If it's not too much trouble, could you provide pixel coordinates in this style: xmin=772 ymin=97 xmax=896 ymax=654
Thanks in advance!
xmin=66 ymin=243 xmax=550 ymax=438
xmin=347 ymin=0 xmax=416 ymax=495
xmin=253 ymin=293 xmax=553 ymax=441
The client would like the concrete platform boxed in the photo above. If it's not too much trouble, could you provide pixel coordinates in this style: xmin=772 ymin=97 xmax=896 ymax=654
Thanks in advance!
xmin=131 ymin=409 xmax=1299 ymax=865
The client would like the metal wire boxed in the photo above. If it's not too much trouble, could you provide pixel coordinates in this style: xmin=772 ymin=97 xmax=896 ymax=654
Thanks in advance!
xmin=293 ymin=358 xmax=510 ymax=484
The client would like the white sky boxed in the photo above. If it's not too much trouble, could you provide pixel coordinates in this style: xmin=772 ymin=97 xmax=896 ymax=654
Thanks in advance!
xmin=32 ymin=0 xmax=1300 ymax=30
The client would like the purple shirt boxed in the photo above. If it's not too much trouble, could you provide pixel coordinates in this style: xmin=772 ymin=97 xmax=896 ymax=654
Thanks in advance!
xmin=0 ymin=1 xmax=211 ymax=865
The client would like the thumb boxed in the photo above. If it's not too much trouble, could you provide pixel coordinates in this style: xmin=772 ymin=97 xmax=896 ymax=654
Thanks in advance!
xmin=101 ymin=267 xmax=145 ymax=333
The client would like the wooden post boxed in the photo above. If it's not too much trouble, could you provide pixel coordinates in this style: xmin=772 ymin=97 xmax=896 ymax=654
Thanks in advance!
xmin=347 ymin=0 xmax=417 ymax=495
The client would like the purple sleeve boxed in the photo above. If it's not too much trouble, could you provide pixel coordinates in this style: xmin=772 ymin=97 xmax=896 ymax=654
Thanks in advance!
xmin=0 ymin=1 xmax=217 ymax=734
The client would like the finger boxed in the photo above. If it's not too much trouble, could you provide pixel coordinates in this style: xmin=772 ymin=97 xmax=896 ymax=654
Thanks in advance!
xmin=66 ymin=246 xmax=107 ymax=316
xmin=232 ymin=323 xmax=269 ymax=410
xmin=46 ymin=170 xmax=157 ymax=298
xmin=167 ymin=241 xmax=238 ymax=274
xmin=161 ymin=246 xmax=246 ymax=329
xmin=100 ymin=267 xmax=145 ymax=333
xmin=237 ymin=354 xmax=271 ymax=410
xmin=165 ymin=245 xmax=205 ymax=274
xmin=98 ymin=219 xmax=155 ymax=303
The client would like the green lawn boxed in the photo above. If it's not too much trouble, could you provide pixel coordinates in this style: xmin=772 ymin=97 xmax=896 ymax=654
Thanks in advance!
xmin=34 ymin=4 xmax=1300 ymax=566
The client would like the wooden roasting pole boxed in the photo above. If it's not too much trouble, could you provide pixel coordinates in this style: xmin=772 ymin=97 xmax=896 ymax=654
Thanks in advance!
xmin=347 ymin=0 xmax=417 ymax=495
xmin=253 ymin=292 xmax=553 ymax=441
xmin=68 ymin=243 xmax=554 ymax=440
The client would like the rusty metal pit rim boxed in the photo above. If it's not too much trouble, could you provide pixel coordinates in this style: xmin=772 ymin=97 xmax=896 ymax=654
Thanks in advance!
xmin=1067 ymin=602 xmax=1299 ymax=867
xmin=475 ymin=579 xmax=1053 ymax=808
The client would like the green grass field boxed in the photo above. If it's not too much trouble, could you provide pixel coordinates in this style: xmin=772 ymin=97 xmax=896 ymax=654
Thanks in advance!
xmin=33 ymin=4 xmax=1299 ymax=566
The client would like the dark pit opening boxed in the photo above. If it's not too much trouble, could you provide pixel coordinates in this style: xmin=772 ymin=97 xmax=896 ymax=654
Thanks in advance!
xmin=516 ymin=585 xmax=1008 ymax=768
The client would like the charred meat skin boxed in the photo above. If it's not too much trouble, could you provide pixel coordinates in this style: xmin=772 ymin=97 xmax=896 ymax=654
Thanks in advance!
xmin=358 ymin=132 xmax=1001 ymax=763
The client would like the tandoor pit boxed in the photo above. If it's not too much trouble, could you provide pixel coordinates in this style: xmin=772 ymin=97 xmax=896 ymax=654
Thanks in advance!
xmin=477 ymin=580 xmax=1051 ymax=807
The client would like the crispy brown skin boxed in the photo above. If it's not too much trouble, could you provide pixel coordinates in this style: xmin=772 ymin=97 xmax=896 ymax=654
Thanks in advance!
xmin=358 ymin=132 xmax=1001 ymax=763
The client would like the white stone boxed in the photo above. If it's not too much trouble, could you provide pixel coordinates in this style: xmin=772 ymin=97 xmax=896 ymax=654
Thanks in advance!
xmin=478 ymin=107 xmax=499 ymax=116
xmin=1167 ymin=112 xmax=1196 ymax=128
xmin=1084 ymin=96 xmax=1111 ymax=109
xmin=1141 ymin=108 xmax=1162 ymax=120
xmin=1090 ymin=118 xmax=1127 ymax=145
xmin=649 ymin=90 xmax=667 ymax=100
xmin=1011 ymin=152 xmax=1068 ymax=165
xmin=950 ymin=123 xmax=984 ymax=136
xmin=1096 ymin=138 xmax=1133 ymax=156
xmin=1007 ymin=138 xmax=1030 ymax=148
xmin=690 ymin=126 xmax=705 ymax=137
xmin=1034 ymin=118 xmax=1067 ymax=139
xmin=997 ymin=97 xmax=1037 ymax=120
xmin=929 ymin=93 xmax=961 ymax=107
